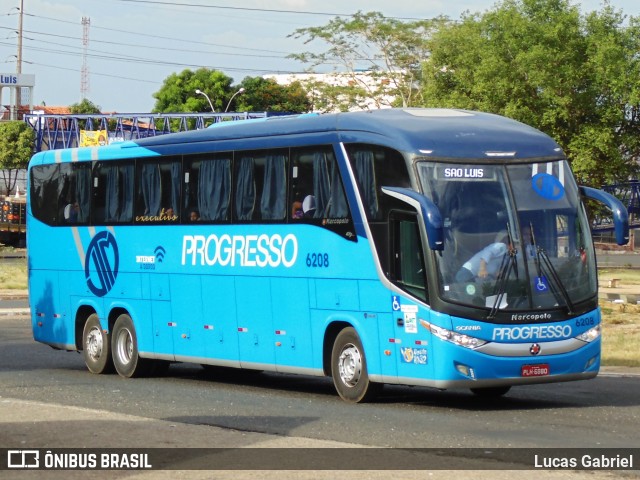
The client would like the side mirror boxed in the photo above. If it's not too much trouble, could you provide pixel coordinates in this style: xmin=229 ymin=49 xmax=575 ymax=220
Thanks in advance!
xmin=382 ymin=186 xmax=443 ymax=250
xmin=580 ymin=186 xmax=629 ymax=245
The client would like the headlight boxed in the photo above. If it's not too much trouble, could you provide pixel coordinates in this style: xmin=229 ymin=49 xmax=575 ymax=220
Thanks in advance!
xmin=420 ymin=319 xmax=487 ymax=349
xmin=575 ymin=325 xmax=601 ymax=343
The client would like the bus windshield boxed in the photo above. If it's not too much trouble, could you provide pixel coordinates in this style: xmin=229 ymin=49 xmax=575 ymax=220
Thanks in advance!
xmin=418 ymin=160 xmax=597 ymax=317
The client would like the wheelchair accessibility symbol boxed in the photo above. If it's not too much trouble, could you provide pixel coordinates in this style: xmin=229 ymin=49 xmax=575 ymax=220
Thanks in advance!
xmin=535 ymin=276 xmax=549 ymax=292
xmin=392 ymin=296 xmax=401 ymax=311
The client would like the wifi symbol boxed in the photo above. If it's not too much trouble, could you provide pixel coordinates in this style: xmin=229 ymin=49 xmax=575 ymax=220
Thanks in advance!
xmin=154 ymin=246 xmax=166 ymax=263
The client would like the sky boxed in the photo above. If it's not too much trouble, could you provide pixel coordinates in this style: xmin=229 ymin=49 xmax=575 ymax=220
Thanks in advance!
xmin=1 ymin=0 xmax=639 ymax=113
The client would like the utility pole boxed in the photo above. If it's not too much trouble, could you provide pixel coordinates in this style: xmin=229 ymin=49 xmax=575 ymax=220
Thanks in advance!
xmin=81 ymin=16 xmax=90 ymax=100
xmin=16 ymin=0 xmax=23 ymax=75
xmin=14 ymin=0 xmax=24 ymax=119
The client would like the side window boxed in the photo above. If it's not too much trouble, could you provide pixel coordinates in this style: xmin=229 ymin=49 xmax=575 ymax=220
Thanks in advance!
xmin=290 ymin=146 xmax=350 ymax=221
xmin=183 ymin=153 xmax=231 ymax=222
xmin=390 ymin=211 xmax=428 ymax=302
xmin=344 ymin=144 xmax=411 ymax=221
xmin=135 ymin=158 xmax=181 ymax=223
xmin=58 ymin=163 xmax=92 ymax=224
xmin=30 ymin=164 xmax=60 ymax=225
xmin=92 ymin=161 xmax=134 ymax=224
xmin=235 ymin=150 xmax=287 ymax=221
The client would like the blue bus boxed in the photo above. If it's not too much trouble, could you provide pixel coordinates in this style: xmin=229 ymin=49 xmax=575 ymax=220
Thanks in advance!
xmin=27 ymin=108 xmax=628 ymax=402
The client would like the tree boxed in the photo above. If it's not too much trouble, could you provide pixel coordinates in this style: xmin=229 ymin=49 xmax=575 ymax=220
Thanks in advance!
xmin=69 ymin=98 xmax=101 ymax=114
xmin=421 ymin=0 xmax=640 ymax=186
xmin=69 ymin=98 xmax=103 ymax=130
xmin=235 ymin=77 xmax=311 ymax=113
xmin=0 ymin=121 xmax=34 ymax=196
xmin=289 ymin=11 xmax=440 ymax=111
xmin=153 ymin=68 xmax=234 ymax=113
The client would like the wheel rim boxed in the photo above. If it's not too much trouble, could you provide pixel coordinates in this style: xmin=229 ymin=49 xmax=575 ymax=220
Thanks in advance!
xmin=337 ymin=343 xmax=362 ymax=387
xmin=85 ymin=326 xmax=103 ymax=361
xmin=116 ymin=328 xmax=133 ymax=365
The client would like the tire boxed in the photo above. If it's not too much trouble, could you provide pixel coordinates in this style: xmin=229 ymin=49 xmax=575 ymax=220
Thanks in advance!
xmin=331 ymin=327 xmax=380 ymax=403
xmin=82 ymin=313 xmax=113 ymax=374
xmin=111 ymin=313 xmax=151 ymax=378
xmin=470 ymin=386 xmax=511 ymax=397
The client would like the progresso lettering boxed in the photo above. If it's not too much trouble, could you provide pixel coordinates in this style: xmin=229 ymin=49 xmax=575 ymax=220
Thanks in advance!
xmin=492 ymin=325 xmax=572 ymax=341
xmin=182 ymin=234 xmax=298 ymax=268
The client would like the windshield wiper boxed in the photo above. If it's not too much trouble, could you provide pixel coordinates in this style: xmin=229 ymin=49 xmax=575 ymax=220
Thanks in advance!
xmin=488 ymin=223 xmax=518 ymax=320
xmin=529 ymin=223 xmax=574 ymax=315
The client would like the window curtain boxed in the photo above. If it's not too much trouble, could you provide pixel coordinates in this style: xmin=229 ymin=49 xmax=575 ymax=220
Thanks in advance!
xmin=105 ymin=166 xmax=120 ymax=222
xmin=260 ymin=154 xmax=286 ymax=220
xmin=354 ymin=150 xmax=379 ymax=219
xmin=236 ymin=156 xmax=255 ymax=220
xmin=328 ymin=161 xmax=349 ymax=218
xmin=119 ymin=164 xmax=134 ymax=222
xmin=141 ymin=163 xmax=161 ymax=216
xmin=105 ymin=164 xmax=134 ymax=222
xmin=198 ymin=158 xmax=231 ymax=221
xmin=75 ymin=165 xmax=91 ymax=222
xmin=170 ymin=162 xmax=181 ymax=215
xmin=312 ymin=152 xmax=330 ymax=218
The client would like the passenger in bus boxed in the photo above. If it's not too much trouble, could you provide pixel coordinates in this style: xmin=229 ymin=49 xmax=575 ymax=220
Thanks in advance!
xmin=291 ymin=194 xmax=304 ymax=219
xmin=302 ymin=195 xmax=316 ymax=218
xmin=189 ymin=210 xmax=200 ymax=222
xmin=455 ymin=239 xmax=509 ymax=283
xmin=63 ymin=203 xmax=79 ymax=223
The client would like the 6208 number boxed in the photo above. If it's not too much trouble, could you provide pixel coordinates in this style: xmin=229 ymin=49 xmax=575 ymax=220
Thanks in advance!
xmin=306 ymin=253 xmax=330 ymax=268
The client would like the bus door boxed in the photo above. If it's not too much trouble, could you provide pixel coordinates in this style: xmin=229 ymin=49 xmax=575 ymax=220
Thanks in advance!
xmin=389 ymin=211 xmax=435 ymax=382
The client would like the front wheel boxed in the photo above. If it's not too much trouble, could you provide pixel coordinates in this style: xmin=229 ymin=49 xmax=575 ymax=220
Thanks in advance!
xmin=331 ymin=327 xmax=380 ymax=403
xmin=82 ymin=313 xmax=113 ymax=374
xmin=111 ymin=314 xmax=151 ymax=378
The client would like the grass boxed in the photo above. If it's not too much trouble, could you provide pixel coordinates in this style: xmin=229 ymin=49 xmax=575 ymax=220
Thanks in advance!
xmin=598 ymin=269 xmax=640 ymax=367
xmin=0 ymin=255 xmax=27 ymax=290
xmin=2 ymin=251 xmax=639 ymax=366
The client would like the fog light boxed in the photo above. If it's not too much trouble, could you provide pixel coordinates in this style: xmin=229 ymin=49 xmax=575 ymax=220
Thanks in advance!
xmin=585 ymin=355 xmax=598 ymax=370
xmin=455 ymin=362 xmax=475 ymax=379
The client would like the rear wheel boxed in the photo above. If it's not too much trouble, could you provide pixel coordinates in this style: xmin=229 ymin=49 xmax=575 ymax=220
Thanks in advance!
xmin=111 ymin=314 xmax=151 ymax=378
xmin=82 ymin=314 xmax=113 ymax=374
xmin=331 ymin=327 xmax=380 ymax=403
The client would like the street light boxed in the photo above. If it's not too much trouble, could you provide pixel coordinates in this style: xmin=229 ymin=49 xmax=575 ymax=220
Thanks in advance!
xmin=225 ymin=87 xmax=245 ymax=113
xmin=195 ymin=89 xmax=215 ymax=112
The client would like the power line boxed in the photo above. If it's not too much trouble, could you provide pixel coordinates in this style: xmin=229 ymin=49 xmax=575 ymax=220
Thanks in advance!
xmin=114 ymin=0 xmax=429 ymax=21
xmin=0 ymin=40 xmax=304 ymax=75
xmin=2 ymin=25 xmax=290 ymax=60
xmin=22 ymin=12 xmax=292 ymax=55
xmin=18 ymin=59 xmax=159 ymax=84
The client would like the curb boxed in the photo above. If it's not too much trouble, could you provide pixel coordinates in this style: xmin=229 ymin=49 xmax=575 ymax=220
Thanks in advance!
xmin=0 ymin=308 xmax=30 ymax=317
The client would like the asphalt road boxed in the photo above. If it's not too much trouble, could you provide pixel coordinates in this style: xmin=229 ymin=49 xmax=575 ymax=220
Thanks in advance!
xmin=1 ymin=315 xmax=639 ymax=480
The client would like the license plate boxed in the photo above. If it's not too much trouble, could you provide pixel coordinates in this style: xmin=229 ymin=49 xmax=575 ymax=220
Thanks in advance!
xmin=521 ymin=364 xmax=550 ymax=377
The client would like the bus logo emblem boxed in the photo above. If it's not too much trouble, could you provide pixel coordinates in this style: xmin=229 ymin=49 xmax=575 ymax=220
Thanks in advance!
xmin=531 ymin=173 xmax=564 ymax=200
xmin=85 ymin=231 xmax=119 ymax=297
xmin=154 ymin=245 xmax=166 ymax=263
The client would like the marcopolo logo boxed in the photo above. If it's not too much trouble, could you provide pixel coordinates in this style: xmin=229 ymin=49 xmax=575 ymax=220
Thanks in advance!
xmin=85 ymin=231 xmax=119 ymax=297
xmin=532 ymin=172 xmax=565 ymax=201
